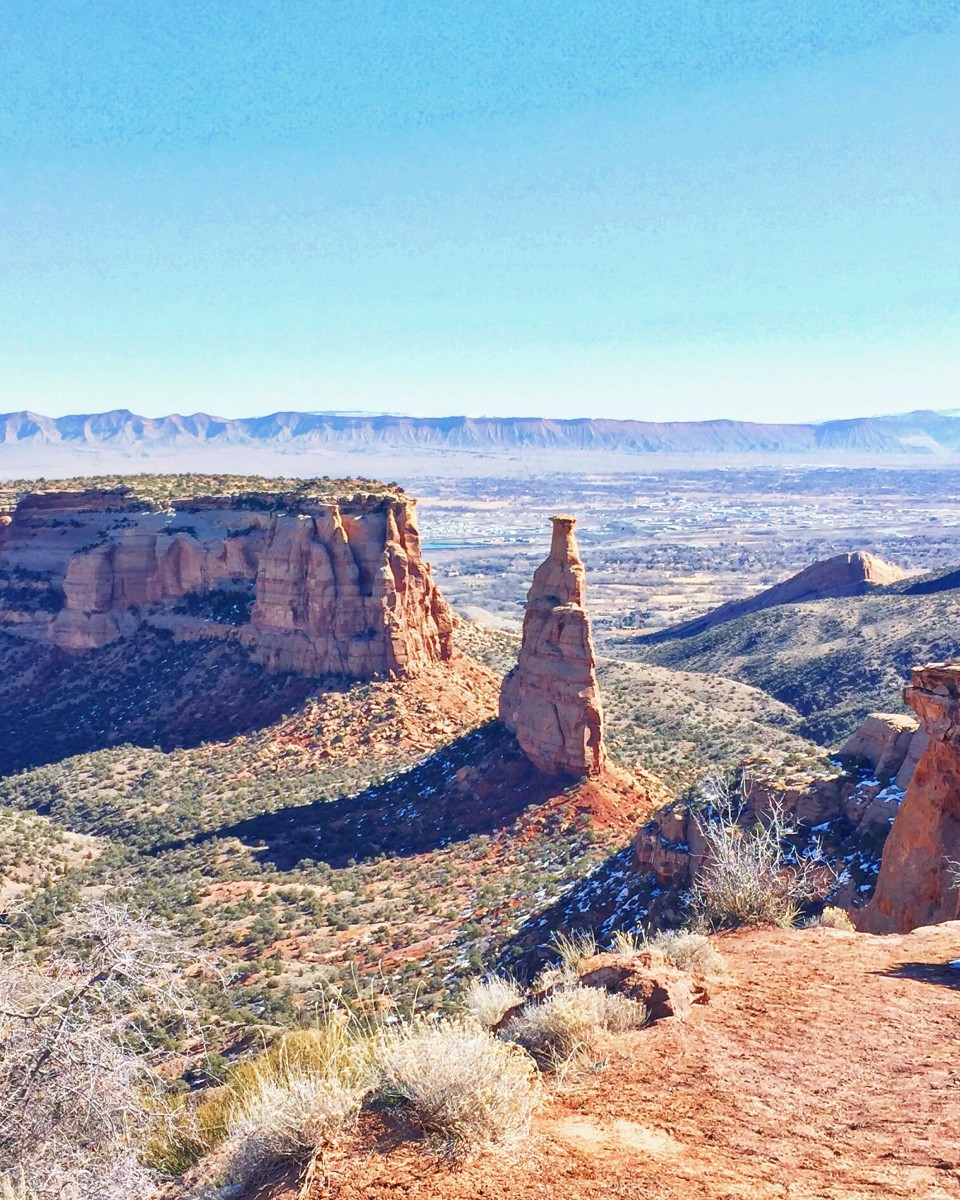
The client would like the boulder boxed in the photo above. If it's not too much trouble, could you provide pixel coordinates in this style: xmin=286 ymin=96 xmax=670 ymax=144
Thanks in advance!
xmin=578 ymin=950 xmax=706 ymax=1022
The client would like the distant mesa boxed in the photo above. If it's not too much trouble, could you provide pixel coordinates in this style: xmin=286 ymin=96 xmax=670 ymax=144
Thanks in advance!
xmin=0 ymin=477 xmax=453 ymax=681
xmin=662 ymin=550 xmax=908 ymax=640
xmin=8 ymin=406 xmax=960 ymax=460
xmin=500 ymin=514 xmax=607 ymax=778
xmin=859 ymin=663 xmax=960 ymax=934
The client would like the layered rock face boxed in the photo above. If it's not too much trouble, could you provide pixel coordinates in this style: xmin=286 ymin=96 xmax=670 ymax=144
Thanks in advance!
xmin=670 ymin=550 xmax=907 ymax=638
xmin=838 ymin=712 xmax=926 ymax=790
xmin=500 ymin=515 xmax=606 ymax=777
xmin=859 ymin=664 xmax=960 ymax=933
xmin=0 ymin=483 xmax=453 ymax=680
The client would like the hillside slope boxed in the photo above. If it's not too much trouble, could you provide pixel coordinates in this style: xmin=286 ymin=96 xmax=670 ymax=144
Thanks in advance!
xmin=620 ymin=588 xmax=960 ymax=743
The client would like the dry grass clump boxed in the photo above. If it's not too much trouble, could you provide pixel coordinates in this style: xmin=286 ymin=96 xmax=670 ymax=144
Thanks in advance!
xmin=649 ymin=930 xmax=725 ymax=977
xmin=609 ymin=927 xmax=724 ymax=976
xmin=154 ymin=1023 xmax=370 ymax=1179
xmin=811 ymin=905 xmax=856 ymax=932
xmin=506 ymin=983 xmax=647 ymax=1068
xmin=549 ymin=929 xmax=598 ymax=972
xmin=212 ymin=1072 xmax=366 ymax=1193
xmin=463 ymin=975 xmax=524 ymax=1030
xmin=375 ymin=1017 xmax=541 ymax=1151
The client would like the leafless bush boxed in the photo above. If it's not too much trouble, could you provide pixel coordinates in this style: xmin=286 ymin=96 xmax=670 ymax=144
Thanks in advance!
xmin=462 ymin=975 xmax=523 ymax=1030
xmin=375 ymin=1017 xmax=541 ymax=1150
xmin=0 ymin=898 xmax=203 ymax=1200
xmin=506 ymin=983 xmax=646 ymax=1069
xmin=690 ymin=776 xmax=833 ymax=930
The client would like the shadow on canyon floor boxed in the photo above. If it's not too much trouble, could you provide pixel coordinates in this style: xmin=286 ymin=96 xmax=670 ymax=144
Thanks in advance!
xmin=156 ymin=721 xmax=566 ymax=868
xmin=0 ymin=628 xmax=322 ymax=775
xmin=879 ymin=960 xmax=960 ymax=992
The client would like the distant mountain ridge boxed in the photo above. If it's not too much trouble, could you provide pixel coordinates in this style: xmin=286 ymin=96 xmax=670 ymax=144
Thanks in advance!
xmin=5 ymin=407 xmax=960 ymax=457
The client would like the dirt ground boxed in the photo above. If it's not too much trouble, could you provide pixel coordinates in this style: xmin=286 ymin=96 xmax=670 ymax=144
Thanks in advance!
xmin=306 ymin=922 xmax=960 ymax=1200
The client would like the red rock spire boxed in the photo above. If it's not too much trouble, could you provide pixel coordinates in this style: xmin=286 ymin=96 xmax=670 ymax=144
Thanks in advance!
xmin=500 ymin=514 xmax=606 ymax=777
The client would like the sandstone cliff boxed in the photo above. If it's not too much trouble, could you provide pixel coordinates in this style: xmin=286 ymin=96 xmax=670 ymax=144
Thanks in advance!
xmin=500 ymin=515 xmax=606 ymax=777
xmin=838 ymin=712 xmax=925 ymax=789
xmin=666 ymin=550 xmax=907 ymax=639
xmin=859 ymin=663 xmax=960 ymax=933
xmin=0 ymin=480 xmax=453 ymax=680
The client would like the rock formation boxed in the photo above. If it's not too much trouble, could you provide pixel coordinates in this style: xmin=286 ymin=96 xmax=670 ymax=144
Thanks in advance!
xmin=838 ymin=712 xmax=925 ymax=789
xmin=500 ymin=515 xmax=606 ymax=777
xmin=0 ymin=481 xmax=453 ymax=680
xmin=667 ymin=550 xmax=908 ymax=639
xmin=859 ymin=664 xmax=960 ymax=933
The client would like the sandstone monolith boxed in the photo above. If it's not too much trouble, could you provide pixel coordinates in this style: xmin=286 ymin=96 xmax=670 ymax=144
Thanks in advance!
xmin=500 ymin=515 xmax=606 ymax=777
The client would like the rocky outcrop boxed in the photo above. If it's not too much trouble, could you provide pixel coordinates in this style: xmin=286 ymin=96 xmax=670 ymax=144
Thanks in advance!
xmin=667 ymin=551 xmax=908 ymax=639
xmin=577 ymin=950 xmax=707 ymax=1022
xmin=838 ymin=712 xmax=923 ymax=788
xmin=859 ymin=664 xmax=960 ymax=933
xmin=500 ymin=515 xmax=606 ymax=778
xmin=633 ymin=759 xmax=910 ymax=929
xmin=0 ymin=482 xmax=453 ymax=680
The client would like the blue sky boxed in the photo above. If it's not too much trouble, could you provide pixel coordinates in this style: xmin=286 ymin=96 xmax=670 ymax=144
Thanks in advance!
xmin=2 ymin=2 xmax=959 ymax=422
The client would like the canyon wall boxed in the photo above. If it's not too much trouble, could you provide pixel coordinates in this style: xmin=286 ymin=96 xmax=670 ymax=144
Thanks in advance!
xmin=859 ymin=664 xmax=960 ymax=933
xmin=500 ymin=514 xmax=606 ymax=777
xmin=0 ymin=483 xmax=454 ymax=680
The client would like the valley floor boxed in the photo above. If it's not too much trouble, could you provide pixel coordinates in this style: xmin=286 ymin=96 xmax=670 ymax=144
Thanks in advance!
xmin=262 ymin=923 xmax=960 ymax=1200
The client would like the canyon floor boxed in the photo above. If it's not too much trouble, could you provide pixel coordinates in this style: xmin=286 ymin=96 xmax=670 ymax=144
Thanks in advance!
xmin=245 ymin=922 xmax=960 ymax=1200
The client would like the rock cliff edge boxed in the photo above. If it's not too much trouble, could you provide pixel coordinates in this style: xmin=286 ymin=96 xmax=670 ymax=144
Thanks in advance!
xmin=0 ymin=480 xmax=454 ymax=680
xmin=859 ymin=663 xmax=960 ymax=933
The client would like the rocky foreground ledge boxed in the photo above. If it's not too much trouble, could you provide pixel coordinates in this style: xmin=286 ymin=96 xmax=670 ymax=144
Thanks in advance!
xmin=0 ymin=475 xmax=453 ymax=679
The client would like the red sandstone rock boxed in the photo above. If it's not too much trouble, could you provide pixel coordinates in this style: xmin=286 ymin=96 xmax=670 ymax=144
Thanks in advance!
xmin=838 ymin=713 xmax=920 ymax=783
xmin=0 ymin=485 xmax=453 ymax=681
xmin=859 ymin=664 xmax=960 ymax=933
xmin=578 ymin=950 xmax=705 ymax=1021
xmin=499 ymin=515 xmax=606 ymax=777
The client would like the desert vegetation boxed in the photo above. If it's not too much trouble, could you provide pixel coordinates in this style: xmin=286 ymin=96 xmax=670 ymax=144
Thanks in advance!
xmin=2 ymin=472 xmax=405 ymax=507
xmin=689 ymin=777 xmax=836 ymax=930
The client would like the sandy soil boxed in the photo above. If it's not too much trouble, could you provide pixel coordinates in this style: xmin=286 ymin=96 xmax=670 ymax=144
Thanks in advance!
xmin=309 ymin=922 xmax=960 ymax=1200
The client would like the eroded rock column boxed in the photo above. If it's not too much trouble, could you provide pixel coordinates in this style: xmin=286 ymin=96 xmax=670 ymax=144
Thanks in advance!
xmin=500 ymin=515 xmax=606 ymax=777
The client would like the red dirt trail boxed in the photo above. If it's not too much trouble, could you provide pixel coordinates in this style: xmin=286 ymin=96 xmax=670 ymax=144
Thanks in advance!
xmin=312 ymin=923 xmax=960 ymax=1200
